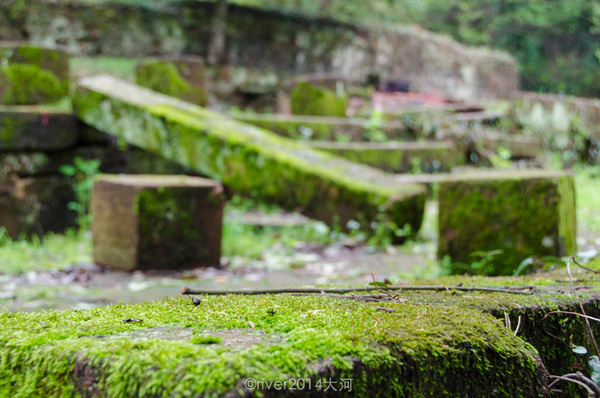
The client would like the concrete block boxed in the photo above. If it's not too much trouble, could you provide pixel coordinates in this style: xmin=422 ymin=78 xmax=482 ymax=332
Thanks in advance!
xmin=435 ymin=170 xmax=576 ymax=275
xmin=92 ymin=174 xmax=225 ymax=271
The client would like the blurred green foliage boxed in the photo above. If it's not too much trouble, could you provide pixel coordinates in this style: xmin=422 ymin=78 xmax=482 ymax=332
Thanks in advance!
xmin=16 ymin=0 xmax=600 ymax=96
xmin=418 ymin=0 xmax=600 ymax=97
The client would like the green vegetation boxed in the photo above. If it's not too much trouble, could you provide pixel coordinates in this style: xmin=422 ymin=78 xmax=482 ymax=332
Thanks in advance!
xmin=418 ymin=0 xmax=600 ymax=97
xmin=60 ymin=157 xmax=101 ymax=232
xmin=0 ymin=292 xmax=551 ymax=397
xmin=0 ymin=64 xmax=66 ymax=105
xmin=190 ymin=333 xmax=222 ymax=345
xmin=0 ymin=230 xmax=91 ymax=275
xmin=290 ymin=81 xmax=348 ymax=118
xmin=136 ymin=59 xmax=207 ymax=106
xmin=70 ymin=57 xmax=137 ymax=81
xmin=575 ymin=165 xmax=600 ymax=234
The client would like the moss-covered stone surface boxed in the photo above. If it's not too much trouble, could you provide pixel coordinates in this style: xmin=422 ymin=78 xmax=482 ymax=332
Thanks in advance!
xmin=0 ymin=44 xmax=69 ymax=105
xmin=92 ymin=174 xmax=225 ymax=271
xmin=0 ymin=108 xmax=77 ymax=150
xmin=290 ymin=81 xmax=348 ymax=117
xmin=136 ymin=57 xmax=207 ymax=107
xmin=232 ymin=113 xmax=411 ymax=142
xmin=437 ymin=170 xmax=577 ymax=275
xmin=2 ymin=287 xmax=579 ymax=397
xmin=307 ymin=141 xmax=464 ymax=173
xmin=73 ymin=75 xmax=427 ymax=239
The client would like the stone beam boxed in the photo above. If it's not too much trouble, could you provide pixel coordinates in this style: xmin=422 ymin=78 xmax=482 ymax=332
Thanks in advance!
xmin=72 ymin=75 xmax=426 ymax=237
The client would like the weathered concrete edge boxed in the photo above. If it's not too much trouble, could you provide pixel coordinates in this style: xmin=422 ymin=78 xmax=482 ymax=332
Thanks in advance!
xmin=72 ymin=75 xmax=426 ymax=235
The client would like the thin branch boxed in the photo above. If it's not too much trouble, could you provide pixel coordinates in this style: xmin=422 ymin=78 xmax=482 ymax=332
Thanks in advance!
xmin=181 ymin=285 xmax=535 ymax=296
xmin=514 ymin=315 xmax=521 ymax=336
xmin=544 ymin=311 xmax=600 ymax=324
xmin=567 ymin=256 xmax=600 ymax=357
xmin=572 ymin=256 xmax=600 ymax=275
xmin=549 ymin=373 xmax=600 ymax=397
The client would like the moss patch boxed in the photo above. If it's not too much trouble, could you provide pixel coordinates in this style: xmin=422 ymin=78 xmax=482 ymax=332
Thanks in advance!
xmin=0 ymin=44 xmax=69 ymax=105
xmin=0 ymin=292 xmax=553 ymax=397
xmin=136 ymin=58 xmax=207 ymax=106
xmin=290 ymin=81 xmax=348 ymax=117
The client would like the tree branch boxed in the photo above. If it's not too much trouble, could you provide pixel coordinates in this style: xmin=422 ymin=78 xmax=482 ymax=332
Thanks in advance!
xmin=181 ymin=285 xmax=535 ymax=296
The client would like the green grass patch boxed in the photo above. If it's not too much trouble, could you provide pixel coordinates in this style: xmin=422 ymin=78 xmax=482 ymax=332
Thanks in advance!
xmin=70 ymin=57 xmax=137 ymax=81
xmin=575 ymin=165 xmax=600 ymax=234
xmin=190 ymin=333 xmax=222 ymax=345
xmin=0 ymin=229 xmax=92 ymax=275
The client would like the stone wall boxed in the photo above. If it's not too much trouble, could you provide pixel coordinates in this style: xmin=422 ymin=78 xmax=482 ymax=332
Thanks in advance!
xmin=1 ymin=0 xmax=518 ymax=100
xmin=512 ymin=91 xmax=600 ymax=140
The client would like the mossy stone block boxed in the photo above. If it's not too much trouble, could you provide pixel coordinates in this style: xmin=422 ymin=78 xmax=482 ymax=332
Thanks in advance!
xmin=73 ymin=75 xmax=427 ymax=240
xmin=0 ymin=175 xmax=76 ymax=239
xmin=92 ymin=174 xmax=225 ymax=271
xmin=290 ymin=80 xmax=348 ymax=117
xmin=308 ymin=141 xmax=464 ymax=173
xmin=0 ymin=43 xmax=70 ymax=104
xmin=136 ymin=56 xmax=207 ymax=106
xmin=0 ymin=292 xmax=555 ymax=397
xmin=0 ymin=109 xmax=77 ymax=150
xmin=437 ymin=170 xmax=576 ymax=275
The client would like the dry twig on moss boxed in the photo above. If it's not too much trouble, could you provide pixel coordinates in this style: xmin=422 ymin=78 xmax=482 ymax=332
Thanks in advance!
xmin=181 ymin=285 xmax=536 ymax=296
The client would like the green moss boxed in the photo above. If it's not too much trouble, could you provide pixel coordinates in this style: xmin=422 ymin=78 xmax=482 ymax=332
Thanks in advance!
xmin=290 ymin=81 xmax=348 ymax=117
xmin=190 ymin=334 xmax=222 ymax=345
xmin=136 ymin=60 xmax=206 ymax=106
xmin=0 ymin=293 xmax=549 ymax=397
xmin=0 ymin=44 xmax=69 ymax=105
xmin=0 ymin=64 xmax=66 ymax=105
xmin=438 ymin=174 xmax=576 ymax=276
xmin=558 ymin=175 xmax=577 ymax=256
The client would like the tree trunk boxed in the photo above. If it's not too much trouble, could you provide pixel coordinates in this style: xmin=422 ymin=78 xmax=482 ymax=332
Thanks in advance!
xmin=207 ymin=0 xmax=228 ymax=66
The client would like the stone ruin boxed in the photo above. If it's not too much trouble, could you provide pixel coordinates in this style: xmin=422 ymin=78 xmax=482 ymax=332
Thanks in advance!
xmin=0 ymin=38 xmax=582 ymax=275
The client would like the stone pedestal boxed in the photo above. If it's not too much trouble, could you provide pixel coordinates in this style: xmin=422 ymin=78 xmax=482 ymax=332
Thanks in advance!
xmin=436 ymin=170 xmax=576 ymax=275
xmin=92 ymin=174 xmax=225 ymax=271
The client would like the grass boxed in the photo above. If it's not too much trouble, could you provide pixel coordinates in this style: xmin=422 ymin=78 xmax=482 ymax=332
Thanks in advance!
xmin=575 ymin=164 xmax=600 ymax=235
xmin=0 ymin=229 xmax=92 ymax=275
xmin=70 ymin=56 xmax=138 ymax=81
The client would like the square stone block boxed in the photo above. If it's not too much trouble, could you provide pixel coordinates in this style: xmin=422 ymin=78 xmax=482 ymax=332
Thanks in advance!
xmin=92 ymin=175 xmax=225 ymax=271
xmin=437 ymin=170 xmax=576 ymax=276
